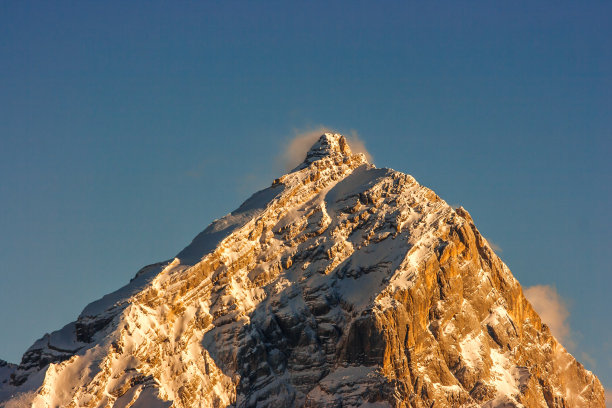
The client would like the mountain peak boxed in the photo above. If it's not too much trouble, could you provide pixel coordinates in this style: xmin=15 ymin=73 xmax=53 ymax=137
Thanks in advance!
xmin=303 ymin=133 xmax=353 ymax=164
xmin=1 ymin=133 xmax=604 ymax=407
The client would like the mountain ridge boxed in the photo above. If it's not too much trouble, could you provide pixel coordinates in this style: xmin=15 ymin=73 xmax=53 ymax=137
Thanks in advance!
xmin=1 ymin=133 xmax=604 ymax=407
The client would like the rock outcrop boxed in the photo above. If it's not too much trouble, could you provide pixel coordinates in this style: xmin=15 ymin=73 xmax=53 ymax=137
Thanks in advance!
xmin=0 ymin=134 xmax=604 ymax=407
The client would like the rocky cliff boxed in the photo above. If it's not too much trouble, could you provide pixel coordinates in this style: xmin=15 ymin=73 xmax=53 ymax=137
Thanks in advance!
xmin=0 ymin=134 xmax=604 ymax=407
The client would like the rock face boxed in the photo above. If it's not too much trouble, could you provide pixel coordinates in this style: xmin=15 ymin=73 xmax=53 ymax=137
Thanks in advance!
xmin=0 ymin=134 xmax=604 ymax=407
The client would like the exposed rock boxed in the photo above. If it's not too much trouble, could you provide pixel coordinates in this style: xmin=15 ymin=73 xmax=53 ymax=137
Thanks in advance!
xmin=0 ymin=133 xmax=604 ymax=407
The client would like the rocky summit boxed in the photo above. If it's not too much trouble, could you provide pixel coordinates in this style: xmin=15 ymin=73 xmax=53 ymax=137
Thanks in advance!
xmin=0 ymin=134 xmax=604 ymax=407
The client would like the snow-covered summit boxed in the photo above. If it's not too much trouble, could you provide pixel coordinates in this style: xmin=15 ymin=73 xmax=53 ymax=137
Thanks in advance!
xmin=304 ymin=133 xmax=352 ymax=161
xmin=289 ymin=133 xmax=367 ymax=173
xmin=0 ymin=133 xmax=604 ymax=407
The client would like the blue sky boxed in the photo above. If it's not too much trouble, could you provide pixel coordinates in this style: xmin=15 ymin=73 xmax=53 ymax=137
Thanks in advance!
xmin=1 ymin=1 xmax=611 ymax=392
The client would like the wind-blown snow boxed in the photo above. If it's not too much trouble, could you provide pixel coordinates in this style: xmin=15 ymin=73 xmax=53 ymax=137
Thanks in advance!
xmin=0 ymin=133 xmax=604 ymax=408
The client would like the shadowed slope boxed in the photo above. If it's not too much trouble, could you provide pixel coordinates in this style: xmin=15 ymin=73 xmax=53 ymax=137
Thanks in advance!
xmin=0 ymin=134 xmax=604 ymax=407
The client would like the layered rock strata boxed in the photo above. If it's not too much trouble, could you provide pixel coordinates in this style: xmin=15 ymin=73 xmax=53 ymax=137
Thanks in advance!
xmin=0 ymin=134 xmax=604 ymax=407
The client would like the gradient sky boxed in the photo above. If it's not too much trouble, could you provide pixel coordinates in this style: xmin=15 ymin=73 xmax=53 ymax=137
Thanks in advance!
xmin=1 ymin=1 xmax=611 ymax=393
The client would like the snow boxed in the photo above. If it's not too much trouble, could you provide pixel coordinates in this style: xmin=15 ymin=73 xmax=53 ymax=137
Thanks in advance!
xmin=459 ymin=333 xmax=483 ymax=369
xmin=484 ymin=348 xmax=523 ymax=407
xmin=80 ymin=261 xmax=168 ymax=318
xmin=0 ymin=367 xmax=46 ymax=406
xmin=2 ymin=391 xmax=37 ymax=408
xmin=432 ymin=382 xmax=463 ymax=396
xmin=177 ymin=183 xmax=284 ymax=265
xmin=0 ymin=362 xmax=15 ymax=386
xmin=323 ymin=165 xmax=390 ymax=206
xmin=334 ymin=238 xmax=399 ymax=309
xmin=2 ymin=133 xmax=599 ymax=407
xmin=320 ymin=365 xmax=377 ymax=385
xmin=126 ymin=387 xmax=172 ymax=408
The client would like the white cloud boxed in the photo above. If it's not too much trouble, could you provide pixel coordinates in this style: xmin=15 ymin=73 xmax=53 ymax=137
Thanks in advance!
xmin=524 ymin=284 xmax=573 ymax=349
xmin=279 ymin=126 xmax=373 ymax=171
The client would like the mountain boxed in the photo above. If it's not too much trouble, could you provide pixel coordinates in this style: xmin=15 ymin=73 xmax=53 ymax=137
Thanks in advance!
xmin=0 ymin=134 xmax=604 ymax=407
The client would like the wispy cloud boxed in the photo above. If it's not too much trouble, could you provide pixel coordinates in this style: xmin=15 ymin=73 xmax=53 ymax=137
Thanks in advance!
xmin=524 ymin=284 xmax=574 ymax=349
xmin=579 ymin=351 xmax=597 ymax=369
xmin=346 ymin=129 xmax=373 ymax=163
xmin=485 ymin=238 xmax=503 ymax=253
xmin=278 ymin=126 xmax=373 ymax=172
xmin=279 ymin=126 xmax=330 ymax=171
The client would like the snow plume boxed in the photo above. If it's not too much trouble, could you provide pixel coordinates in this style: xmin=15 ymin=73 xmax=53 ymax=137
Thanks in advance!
xmin=345 ymin=130 xmax=373 ymax=163
xmin=579 ymin=351 xmax=597 ymax=369
xmin=524 ymin=285 xmax=573 ymax=348
xmin=280 ymin=127 xmax=373 ymax=171
xmin=3 ymin=391 xmax=36 ymax=408
xmin=281 ymin=127 xmax=329 ymax=171
xmin=605 ymin=389 xmax=612 ymax=405
xmin=485 ymin=238 xmax=503 ymax=253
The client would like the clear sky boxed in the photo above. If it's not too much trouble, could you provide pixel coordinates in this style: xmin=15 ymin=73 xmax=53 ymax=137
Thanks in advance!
xmin=1 ymin=0 xmax=611 ymax=393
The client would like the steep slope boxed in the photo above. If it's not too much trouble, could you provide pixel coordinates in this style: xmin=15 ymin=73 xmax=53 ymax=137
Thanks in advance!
xmin=0 ymin=134 xmax=604 ymax=407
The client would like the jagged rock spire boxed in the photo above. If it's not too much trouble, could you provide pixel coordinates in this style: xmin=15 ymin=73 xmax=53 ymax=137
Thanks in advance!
xmin=303 ymin=133 xmax=353 ymax=164
xmin=0 ymin=132 xmax=604 ymax=407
